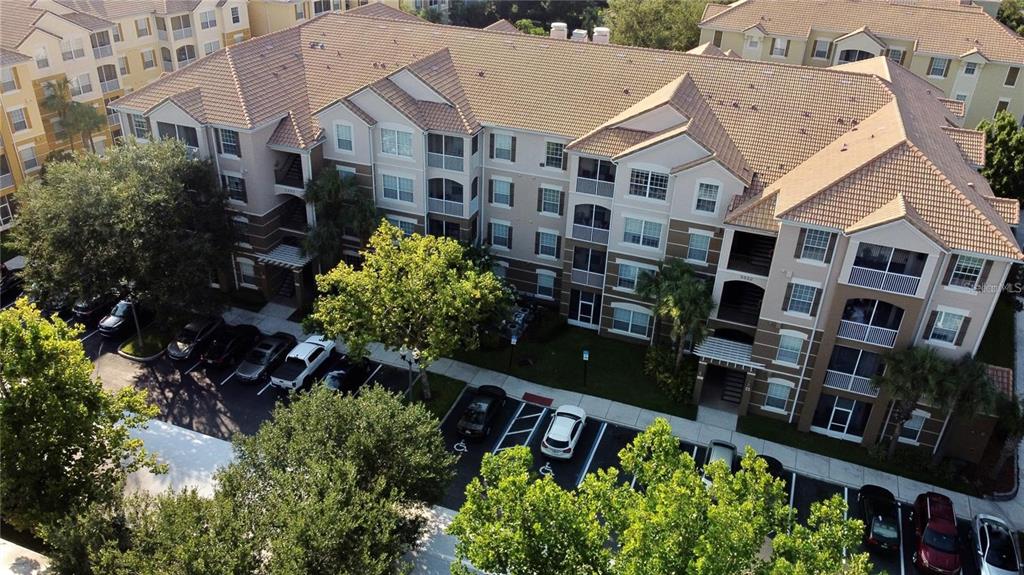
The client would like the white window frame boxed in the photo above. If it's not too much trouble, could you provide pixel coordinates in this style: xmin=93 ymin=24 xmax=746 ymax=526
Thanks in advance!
xmin=610 ymin=302 xmax=653 ymax=340
xmin=964 ymin=61 xmax=978 ymax=76
xmin=897 ymin=409 xmax=930 ymax=445
xmin=334 ymin=122 xmax=354 ymax=153
xmin=129 ymin=113 xmax=150 ymax=139
xmin=686 ymin=230 xmax=713 ymax=264
xmin=135 ymin=17 xmax=151 ymax=37
xmin=746 ymin=35 xmax=760 ymax=49
xmin=386 ymin=215 xmax=416 ymax=236
xmin=775 ymin=330 xmax=806 ymax=367
xmin=812 ymin=39 xmax=830 ymax=59
xmin=199 ymin=10 xmax=217 ymax=29
xmin=536 ymin=229 xmax=559 ymax=259
xmin=234 ymin=256 xmax=258 ymax=289
xmin=539 ymin=185 xmax=561 ymax=216
xmin=203 ymin=40 xmax=220 ymax=55
xmin=763 ymin=378 xmax=794 ymax=413
xmin=218 ymin=129 xmax=241 ymax=157
xmin=996 ymin=98 xmax=1011 ymax=116
xmin=118 ymin=55 xmax=130 ymax=75
xmin=380 ymin=127 xmax=413 ymax=158
xmin=222 ymin=173 xmax=247 ymax=203
xmin=622 ymin=216 xmax=663 ymax=249
xmin=490 ymin=220 xmax=512 ymax=251
xmin=544 ymin=141 xmax=565 ymax=169
xmin=34 ymin=46 xmax=49 ymax=69
xmin=141 ymin=49 xmax=156 ymax=69
xmin=381 ymin=173 xmax=414 ymax=203
xmin=613 ymin=259 xmax=655 ymax=293
xmin=628 ymin=168 xmax=669 ymax=201
xmin=785 ymin=281 xmax=818 ymax=316
xmin=491 ymin=261 xmax=508 ymax=279
xmin=60 ymin=37 xmax=86 ymax=61
xmin=18 ymin=144 xmax=38 ymax=172
xmin=886 ymin=48 xmax=904 ymax=65
xmin=1 ymin=67 xmax=18 ymax=93
xmin=1005 ymin=66 xmax=1020 ymax=87
xmin=232 ymin=215 xmax=251 ymax=248
xmin=770 ymin=38 xmax=789 ymax=57
xmin=491 ymin=178 xmax=512 ymax=207
xmin=69 ymin=72 xmax=92 ymax=96
xmin=7 ymin=107 xmax=28 ymax=132
xmin=954 ymin=93 xmax=969 ymax=103
xmin=493 ymin=133 xmax=513 ymax=162
xmin=928 ymin=308 xmax=966 ymax=346
xmin=536 ymin=269 xmax=556 ymax=300
xmin=693 ymin=180 xmax=721 ymax=214
xmin=231 ymin=6 xmax=241 ymax=24
xmin=947 ymin=254 xmax=984 ymax=290
xmin=928 ymin=57 xmax=950 ymax=78
xmin=800 ymin=228 xmax=832 ymax=262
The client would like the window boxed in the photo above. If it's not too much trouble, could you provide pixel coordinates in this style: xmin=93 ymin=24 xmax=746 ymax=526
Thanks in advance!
xmin=69 ymin=73 xmax=92 ymax=96
xmin=428 ymin=178 xmax=463 ymax=203
xmin=142 ymin=49 xmax=156 ymax=69
xmin=471 ymin=134 xmax=479 ymax=155
xmin=770 ymin=38 xmax=789 ymax=57
xmin=97 ymin=64 xmax=118 ymax=92
xmin=695 ymin=182 xmax=719 ymax=213
xmin=386 ymin=216 xmax=415 ymax=235
xmin=1006 ymin=66 xmax=1020 ymax=87
xmin=221 ymin=175 xmax=247 ymax=202
xmin=746 ymin=36 xmax=760 ymax=49
xmin=687 ymin=232 xmax=711 ymax=263
xmin=955 ymin=93 xmax=968 ymax=103
xmin=135 ymin=17 xmax=151 ymax=37
xmin=295 ymin=4 xmax=305 ymax=19
xmin=713 ymin=30 xmax=723 ymax=47
xmin=328 ymin=123 xmax=352 ymax=152
xmin=7 ymin=108 xmax=28 ymax=132
xmin=491 ymin=179 xmax=512 ymax=206
xmin=490 ymin=221 xmax=511 ymax=249
xmin=427 ymin=134 xmax=464 ymax=170
xmin=544 ymin=141 xmax=565 ymax=169
xmin=380 ymin=128 xmax=413 ymax=157
xmin=612 ymin=306 xmax=652 ymax=338
xmin=170 ymin=15 xmax=193 ymax=40
xmin=964 ymin=61 xmax=978 ymax=75
xmin=949 ymin=255 xmax=984 ymax=289
xmin=764 ymin=380 xmax=792 ymax=411
xmin=118 ymin=55 xmax=130 ymax=75
xmin=576 ymin=157 xmax=617 ymax=196
xmin=130 ymin=114 xmax=149 ymax=139
xmin=628 ymin=169 xmax=669 ymax=200
xmin=61 ymin=37 xmax=86 ymax=61
xmin=617 ymin=263 xmax=640 ymax=290
xmin=204 ymin=40 xmax=220 ymax=55
xmin=492 ymin=133 xmax=514 ymax=161
xmin=231 ymin=6 xmax=241 ymax=24
xmin=1 ymin=68 xmax=18 ymax=93
xmin=785 ymin=282 xmax=818 ymax=315
xmin=236 ymin=257 xmax=257 ymax=288
xmin=157 ymin=122 xmax=199 ymax=148
xmin=928 ymin=310 xmax=965 ymax=344
xmin=899 ymin=412 xmax=926 ymax=442
xmin=200 ymin=10 xmax=217 ymax=29
xmin=539 ymin=186 xmax=561 ymax=215
xmin=800 ymin=228 xmax=832 ymax=262
xmin=536 ymin=231 xmax=559 ymax=258
xmin=34 ymin=47 xmax=49 ymax=69
xmin=813 ymin=39 xmax=831 ymax=59
xmin=623 ymin=217 xmax=662 ymax=248
xmin=19 ymin=145 xmax=38 ymax=172
xmin=928 ymin=57 xmax=950 ymax=78
xmin=429 ymin=218 xmax=461 ymax=239
xmin=996 ymin=99 xmax=1010 ymax=114
xmin=176 ymin=45 xmax=196 ymax=65
xmin=51 ymin=117 xmax=66 ymax=139
xmin=113 ymin=23 xmax=123 ymax=42
xmin=491 ymin=262 xmax=507 ymax=279
xmin=0 ymin=194 xmax=13 ymax=227
xmin=382 ymin=174 xmax=414 ymax=202
xmin=217 ymin=129 xmax=241 ymax=156
xmin=536 ymin=272 xmax=555 ymax=299
xmin=776 ymin=334 xmax=803 ymax=365
xmin=886 ymin=48 xmax=905 ymax=65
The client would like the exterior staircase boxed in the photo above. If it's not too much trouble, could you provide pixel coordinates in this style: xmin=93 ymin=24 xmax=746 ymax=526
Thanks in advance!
xmin=720 ymin=369 xmax=746 ymax=404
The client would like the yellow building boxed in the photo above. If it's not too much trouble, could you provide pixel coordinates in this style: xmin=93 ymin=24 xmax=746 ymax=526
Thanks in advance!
xmin=0 ymin=0 xmax=253 ymax=231
xmin=247 ymin=0 xmax=401 ymax=36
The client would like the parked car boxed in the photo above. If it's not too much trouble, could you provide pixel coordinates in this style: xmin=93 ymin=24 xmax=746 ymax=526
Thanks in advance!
xmin=858 ymin=484 xmax=900 ymax=552
xmin=540 ymin=405 xmax=586 ymax=459
xmin=202 ymin=324 xmax=261 ymax=367
xmin=456 ymin=385 xmax=507 ymax=438
xmin=322 ymin=355 xmax=370 ymax=394
xmin=912 ymin=491 xmax=962 ymax=575
xmin=235 ymin=332 xmax=297 ymax=383
xmin=166 ymin=317 xmax=224 ymax=361
xmin=73 ymin=294 xmax=115 ymax=325
xmin=25 ymin=284 xmax=71 ymax=319
xmin=269 ymin=335 xmax=336 ymax=390
xmin=702 ymin=440 xmax=738 ymax=487
xmin=972 ymin=514 xmax=1023 ymax=575
xmin=98 ymin=300 xmax=142 ymax=338
xmin=0 ymin=262 xmax=24 ymax=308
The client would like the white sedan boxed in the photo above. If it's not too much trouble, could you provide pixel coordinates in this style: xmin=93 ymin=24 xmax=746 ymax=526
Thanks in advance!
xmin=540 ymin=405 xmax=587 ymax=459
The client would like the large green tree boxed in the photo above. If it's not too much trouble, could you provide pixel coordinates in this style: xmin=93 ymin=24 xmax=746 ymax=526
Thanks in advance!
xmin=65 ymin=102 xmax=107 ymax=154
xmin=0 ymin=300 xmax=158 ymax=532
xmin=603 ymin=0 xmax=723 ymax=52
xmin=302 ymin=168 xmax=377 ymax=270
xmin=997 ymin=0 xmax=1024 ymax=35
xmin=874 ymin=346 xmax=948 ymax=459
xmin=308 ymin=221 xmax=511 ymax=399
xmin=928 ymin=355 xmax=994 ymax=466
xmin=978 ymin=110 xmax=1024 ymax=204
xmin=991 ymin=394 xmax=1024 ymax=480
xmin=12 ymin=139 xmax=234 ymax=341
xmin=450 ymin=419 xmax=871 ymax=574
xmin=637 ymin=259 xmax=715 ymax=371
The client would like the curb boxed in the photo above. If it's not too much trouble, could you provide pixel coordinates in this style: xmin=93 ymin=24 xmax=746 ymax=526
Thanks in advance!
xmin=117 ymin=347 xmax=165 ymax=363
xmin=986 ymin=449 xmax=1020 ymax=502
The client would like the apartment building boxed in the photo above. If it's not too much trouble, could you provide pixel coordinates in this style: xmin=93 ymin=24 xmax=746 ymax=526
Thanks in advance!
xmin=110 ymin=5 xmax=1020 ymax=462
xmin=698 ymin=0 xmax=1024 ymax=128
xmin=247 ymin=0 xmax=402 ymax=36
xmin=0 ymin=0 xmax=251 ymax=231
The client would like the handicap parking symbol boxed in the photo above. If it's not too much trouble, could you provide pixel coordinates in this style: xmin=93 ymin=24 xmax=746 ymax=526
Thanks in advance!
xmin=539 ymin=463 xmax=554 ymax=478
xmin=453 ymin=440 xmax=468 ymax=454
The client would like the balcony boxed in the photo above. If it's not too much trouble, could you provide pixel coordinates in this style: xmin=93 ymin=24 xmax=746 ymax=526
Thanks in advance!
xmin=575 ymin=178 xmax=614 ymax=198
xmin=727 ymin=230 xmax=775 ymax=276
xmin=173 ymin=27 xmax=193 ymax=40
xmin=717 ymin=280 xmax=764 ymax=327
xmin=93 ymin=44 xmax=113 ymax=59
xmin=572 ymin=224 xmax=609 ymax=244
xmin=158 ymin=29 xmax=168 ymax=41
xmin=823 ymin=369 xmax=878 ymax=397
xmin=427 ymin=152 xmax=463 ymax=172
xmin=571 ymin=268 xmax=604 ymax=288
xmin=848 ymin=266 xmax=920 ymax=296
xmin=837 ymin=320 xmax=898 ymax=348
xmin=279 ymin=196 xmax=309 ymax=233
xmin=100 ymin=78 xmax=120 ymax=93
xmin=427 ymin=197 xmax=464 ymax=217
xmin=274 ymin=153 xmax=304 ymax=194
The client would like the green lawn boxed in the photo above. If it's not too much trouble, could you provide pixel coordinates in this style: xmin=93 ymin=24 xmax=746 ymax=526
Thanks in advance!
xmin=456 ymin=325 xmax=697 ymax=420
xmin=977 ymin=294 xmax=1015 ymax=369
xmin=411 ymin=374 xmax=465 ymax=420
xmin=119 ymin=324 xmax=176 ymax=358
xmin=737 ymin=414 xmax=980 ymax=495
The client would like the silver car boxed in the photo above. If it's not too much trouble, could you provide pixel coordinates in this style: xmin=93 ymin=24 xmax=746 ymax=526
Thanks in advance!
xmin=973 ymin=514 xmax=1023 ymax=575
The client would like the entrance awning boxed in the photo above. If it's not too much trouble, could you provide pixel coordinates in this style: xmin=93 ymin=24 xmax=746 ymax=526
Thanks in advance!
xmin=694 ymin=336 xmax=764 ymax=371
xmin=256 ymin=244 xmax=313 ymax=271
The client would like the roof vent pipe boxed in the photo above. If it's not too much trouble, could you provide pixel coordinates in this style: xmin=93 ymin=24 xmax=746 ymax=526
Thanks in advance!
xmin=593 ymin=26 xmax=610 ymax=44
xmin=571 ymin=29 xmax=588 ymax=41
xmin=550 ymin=22 xmax=568 ymax=39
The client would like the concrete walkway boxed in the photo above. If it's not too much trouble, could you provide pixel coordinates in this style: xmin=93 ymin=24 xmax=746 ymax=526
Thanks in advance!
xmin=224 ymin=304 xmax=1024 ymax=526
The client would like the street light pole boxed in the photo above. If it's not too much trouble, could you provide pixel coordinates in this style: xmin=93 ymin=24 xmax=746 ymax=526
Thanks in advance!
xmin=582 ymin=348 xmax=589 ymax=387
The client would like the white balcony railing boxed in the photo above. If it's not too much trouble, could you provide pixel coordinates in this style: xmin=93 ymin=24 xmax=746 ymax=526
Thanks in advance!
xmin=469 ymin=194 xmax=479 ymax=216
xmin=100 ymin=79 xmax=120 ymax=93
xmin=107 ymin=114 xmax=119 ymax=127
xmin=837 ymin=320 xmax=898 ymax=348
xmin=427 ymin=197 xmax=463 ymax=217
xmin=824 ymin=370 xmax=878 ymax=397
xmin=571 ymin=268 xmax=604 ymax=288
xmin=571 ymin=224 xmax=609 ymax=244
xmin=158 ymin=29 xmax=168 ymax=41
xmin=427 ymin=153 xmax=463 ymax=172
xmin=848 ymin=266 xmax=921 ymax=296
xmin=172 ymin=27 xmax=193 ymax=40
xmin=93 ymin=45 xmax=113 ymax=59
xmin=0 ymin=173 xmax=13 ymax=189
xmin=575 ymin=178 xmax=614 ymax=198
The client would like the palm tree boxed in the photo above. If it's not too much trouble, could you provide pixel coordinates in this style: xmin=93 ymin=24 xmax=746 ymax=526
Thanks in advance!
xmin=40 ymin=79 xmax=75 ymax=150
xmin=636 ymin=259 xmax=715 ymax=371
xmin=874 ymin=347 xmax=947 ymax=459
xmin=991 ymin=395 xmax=1024 ymax=479
xmin=302 ymin=168 xmax=376 ymax=270
xmin=928 ymin=355 xmax=994 ymax=467
xmin=65 ymin=102 xmax=106 ymax=154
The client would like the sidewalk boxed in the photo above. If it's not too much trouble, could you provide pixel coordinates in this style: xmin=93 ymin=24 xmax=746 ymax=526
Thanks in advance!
xmin=224 ymin=305 xmax=1024 ymax=526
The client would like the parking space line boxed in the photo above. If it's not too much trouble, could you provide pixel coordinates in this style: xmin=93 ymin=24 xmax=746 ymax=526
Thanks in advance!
xmin=491 ymin=402 xmax=525 ymax=453
xmin=183 ymin=360 xmax=202 ymax=375
xmin=363 ymin=363 xmax=383 ymax=387
xmin=256 ymin=381 xmax=274 ymax=396
xmin=577 ymin=421 xmax=607 ymax=487
xmin=518 ymin=408 xmax=548 ymax=451
xmin=897 ymin=506 xmax=906 ymax=575
xmin=218 ymin=370 xmax=238 ymax=386
xmin=80 ymin=329 xmax=99 ymax=341
xmin=788 ymin=472 xmax=797 ymax=531
xmin=843 ymin=487 xmax=849 ymax=557
xmin=691 ymin=445 xmax=698 ymax=460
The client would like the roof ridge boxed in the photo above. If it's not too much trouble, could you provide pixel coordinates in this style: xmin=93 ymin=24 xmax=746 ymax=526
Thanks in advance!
xmin=287 ymin=110 xmax=305 ymax=148
xmin=700 ymin=0 xmax=751 ymax=25
xmin=222 ymin=43 xmax=252 ymax=128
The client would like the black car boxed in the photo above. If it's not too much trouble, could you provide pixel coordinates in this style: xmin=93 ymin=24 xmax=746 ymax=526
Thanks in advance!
xmin=858 ymin=484 xmax=900 ymax=552
xmin=235 ymin=332 xmax=297 ymax=383
xmin=457 ymin=385 xmax=507 ymax=438
xmin=202 ymin=324 xmax=261 ymax=366
xmin=98 ymin=300 xmax=140 ymax=338
xmin=166 ymin=317 xmax=225 ymax=361
xmin=73 ymin=294 xmax=115 ymax=325
xmin=322 ymin=355 xmax=370 ymax=394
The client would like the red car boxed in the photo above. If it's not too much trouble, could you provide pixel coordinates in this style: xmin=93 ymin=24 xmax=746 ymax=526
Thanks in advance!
xmin=912 ymin=492 xmax=961 ymax=575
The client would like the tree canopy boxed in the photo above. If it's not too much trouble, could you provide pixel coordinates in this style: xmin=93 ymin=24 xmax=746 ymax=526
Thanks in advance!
xmin=997 ymin=0 xmax=1024 ymax=36
xmin=303 ymin=168 xmax=377 ymax=269
xmin=12 ymin=140 xmax=234 ymax=332
xmin=978 ymin=110 xmax=1024 ymax=204
xmin=449 ymin=418 xmax=871 ymax=575
xmin=637 ymin=259 xmax=714 ymax=371
xmin=0 ymin=300 xmax=158 ymax=532
xmin=603 ymin=0 xmax=722 ymax=52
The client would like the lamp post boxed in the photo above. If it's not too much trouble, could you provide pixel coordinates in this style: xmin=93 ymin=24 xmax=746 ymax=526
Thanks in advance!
xmin=582 ymin=348 xmax=589 ymax=387
xmin=507 ymin=334 xmax=518 ymax=370
xmin=399 ymin=347 xmax=417 ymax=399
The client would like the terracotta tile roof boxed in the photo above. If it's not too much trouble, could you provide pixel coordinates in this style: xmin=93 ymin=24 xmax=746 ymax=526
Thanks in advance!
xmin=567 ymin=127 xmax=652 ymax=157
xmin=0 ymin=47 xmax=31 ymax=66
xmin=51 ymin=0 xmax=202 ymax=19
xmin=985 ymin=196 xmax=1021 ymax=225
xmin=343 ymin=2 xmax=425 ymax=22
xmin=0 ymin=1 xmax=45 ymax=50
xmin=58 ymin=11 xmax=112 ymax=30
xmin=700 ymin=0 xmax=1024 ymax=63
xmin=702 ymin=2 xmax=733 ymax=20
xmin=941 ymin=126 xmax=985 ymax=166
xmin=687 ymin=42 xmax=729 ymax=57
xmin=938 ymin=98 xmax=966 ymax=118
xmin=406 ymin=48 xmax=480 ymax=133
xmin=268 ymin=112 xmax=307 ymax=149
xmin=484 ymin=19 xmax=522 ymax=34
xmin=986 ymin=365 xmax=1013 ymax=399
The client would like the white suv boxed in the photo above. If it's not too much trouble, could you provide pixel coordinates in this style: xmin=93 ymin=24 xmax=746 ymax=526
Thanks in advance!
xmin=540 ymin=405 xmax=587 ymax=459
xmin=269 ymin=335 xmax=336 ymax=390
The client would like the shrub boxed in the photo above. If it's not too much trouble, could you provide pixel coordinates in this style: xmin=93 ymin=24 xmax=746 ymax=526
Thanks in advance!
xmin=644 ymin=346 xmax=696 ymax=404
xmin=527 ymin=307 xmax=567 ymax=342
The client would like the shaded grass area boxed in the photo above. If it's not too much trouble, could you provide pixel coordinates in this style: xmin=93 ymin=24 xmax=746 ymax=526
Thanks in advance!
xmin=119 ymin=324 xmax=176 ymax=358
xmin=456 ymin=321 xmax=697 ymax=420
xmin=412 ymin=374 xmax=465 ymax=420
xmin=977 ymin=294 xmax=1015 ymax=369
xmin=737 ymin=414 xmax=981 ymax=496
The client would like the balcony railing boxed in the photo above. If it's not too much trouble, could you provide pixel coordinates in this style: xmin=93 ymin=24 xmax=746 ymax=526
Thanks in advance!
xmin=848 ymin=266 xmax=920 ymax=296
xmin=93 ymin=44 xmax=113 ymax=58
xmin=100 ymin=79 xmax=120 ymax=93
xmin=428 ymin=197 xmax=463 ymax=217
xmin=172 ymin=27 xmax=193 ymax=40
xmin=824 ymin=369 xmax=878 ymax=397
xmin=571 ymin=268 xmax=604 ymax=288
xmin=0 ymin=173 xmax=13 ymax=189
xmin=177 ymin=57 xmax=196 ymax=67
xmin=469 ymin=194 xmax=479 ymax=216
xmin=427 ymin=153 xmax=463 ymax=172
xmin=572 ymin=224 xmax=609 ymax=244
xmin=158 ymin=30 xmax=168 ymax=41
xmin=575 ymin=178 xmax=614 ymax=198
xmin=837 ymin=320 xmax=898 ymax=348
xmin=107 ymin=114 xmax=120 ymax=127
